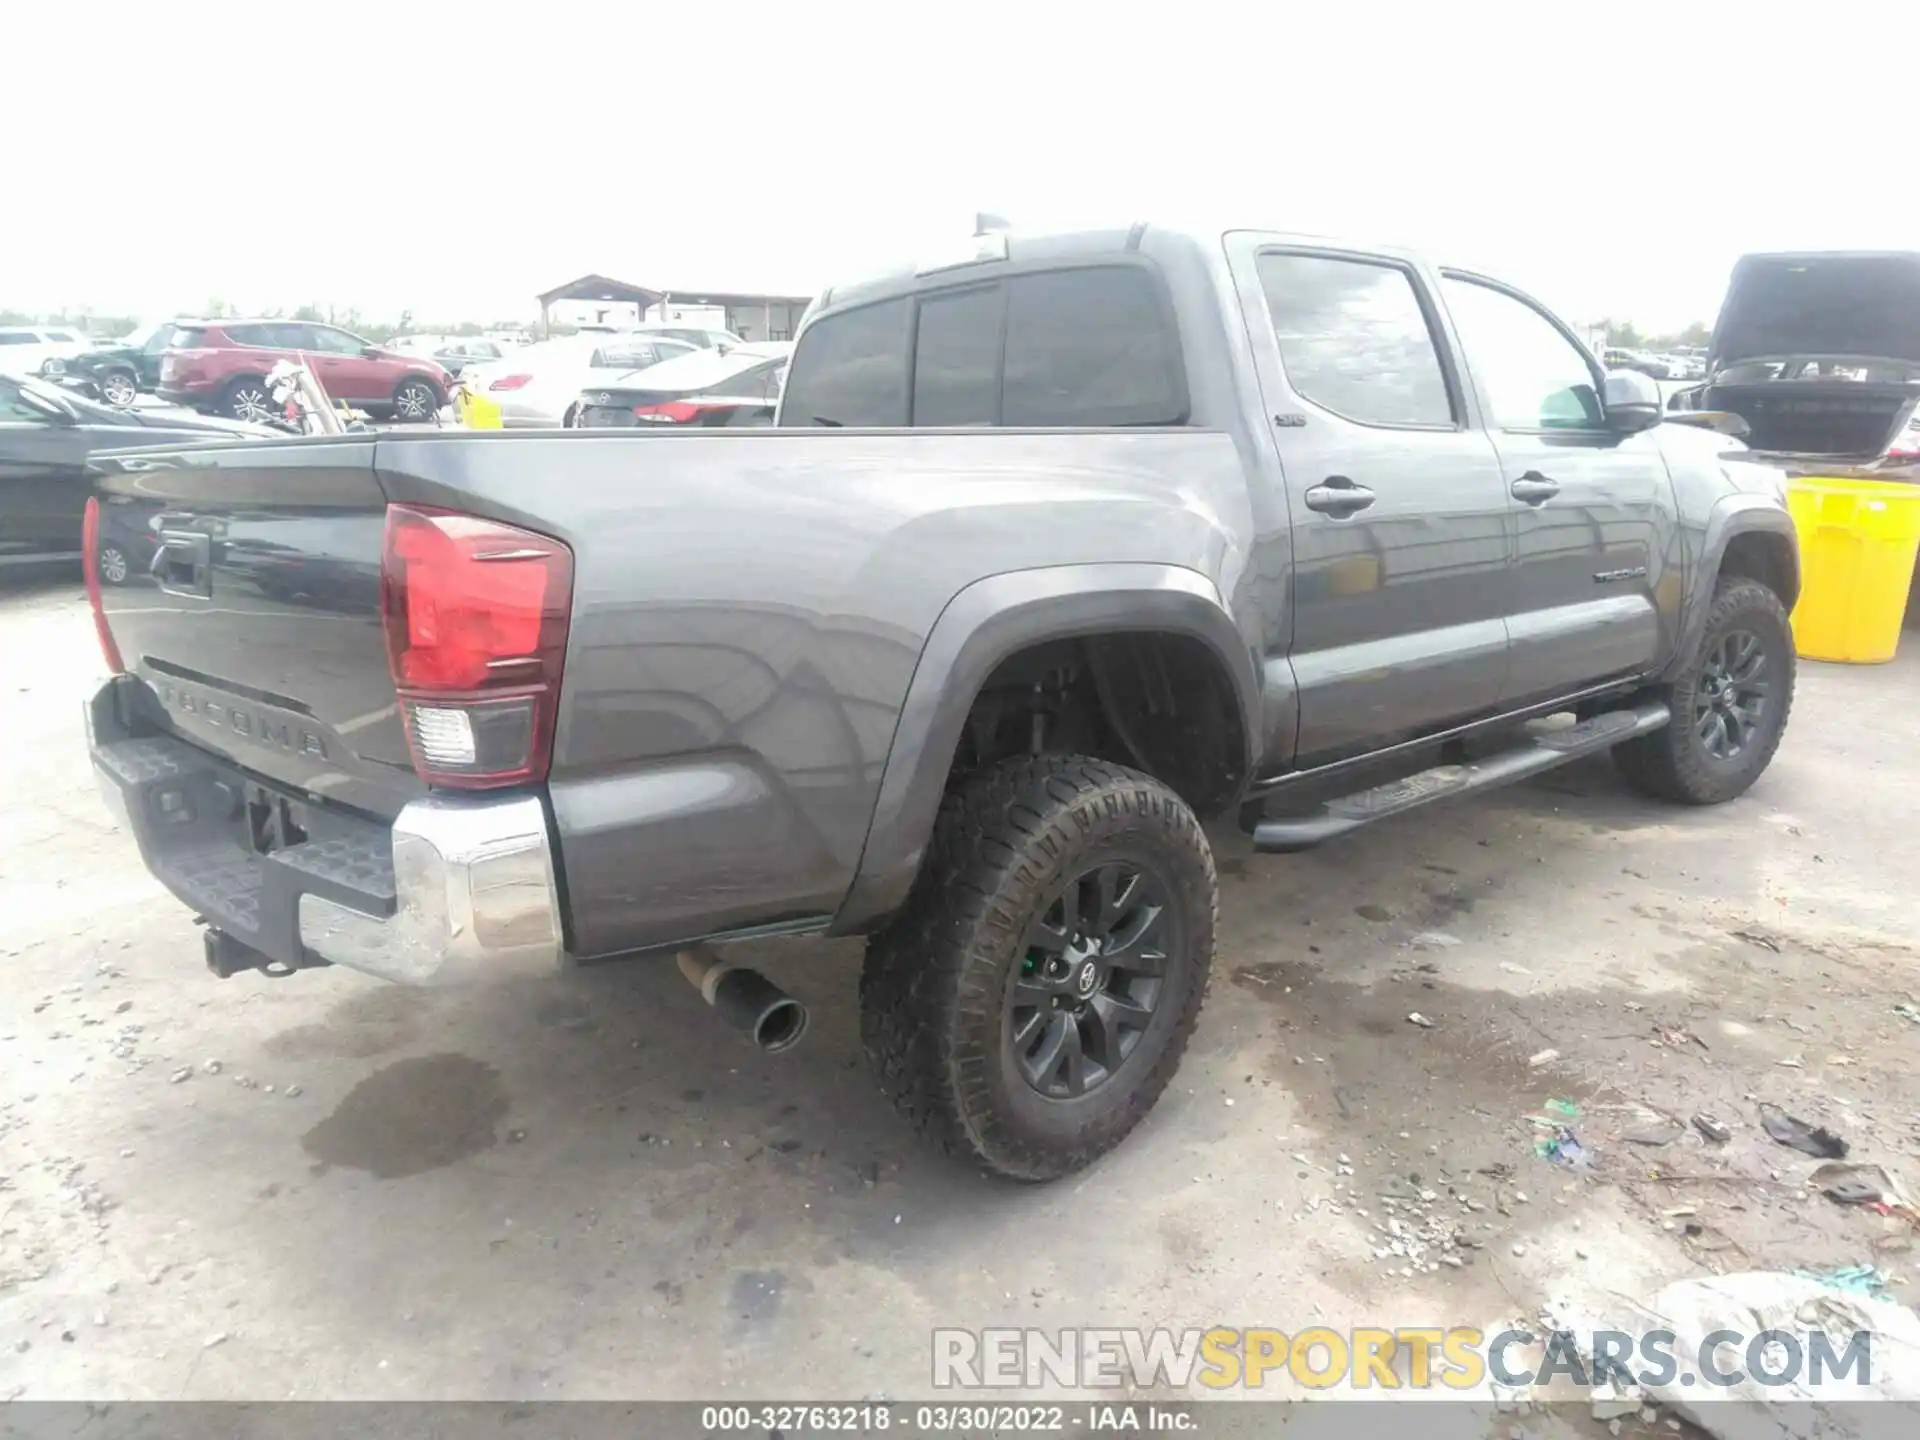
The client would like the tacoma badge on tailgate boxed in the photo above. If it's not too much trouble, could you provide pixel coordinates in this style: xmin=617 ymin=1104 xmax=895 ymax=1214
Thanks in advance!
xmin=152 ymin=681 xmax=327 ymax=759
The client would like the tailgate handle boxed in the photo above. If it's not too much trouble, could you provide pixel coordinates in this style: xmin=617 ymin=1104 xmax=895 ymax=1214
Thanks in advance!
xmin=153 ymin=531 xmax=213 ymax=599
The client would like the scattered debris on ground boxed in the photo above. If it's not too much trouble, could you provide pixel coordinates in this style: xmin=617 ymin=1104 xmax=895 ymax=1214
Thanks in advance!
xmin=1759 ymin=1103 xmax=1849 ymax=1159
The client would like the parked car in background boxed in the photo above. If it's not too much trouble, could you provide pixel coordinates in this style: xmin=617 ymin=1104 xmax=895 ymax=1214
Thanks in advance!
xmin=633 ymin=323 xmax=744 ymax=352
xmin=389 ymin=335 xmax=516 ymax=380
xmin=57 ymin=321 xmax=188 ymax=406
xmin=0 ymin=326 xmax=94 ymax=380
xmin=577 ymin=341 xmax=792 ymax=427
xmin=158 ymin=321 xmax=452 ymax=423
xmin=1602 ymin=347 xmax=1672 ymax=379
xmin=1670 ymin=250 xmax=1920 ymax=483
xmin=0 ymin=373 xmax=272 ymax=578
xmin=461 ymin=332 xmax=697 ymax=427
xmin=1668 ymin=348 xmax=1706 ymax=381
xmin=437 ymin=337 xmax=513 ymax=378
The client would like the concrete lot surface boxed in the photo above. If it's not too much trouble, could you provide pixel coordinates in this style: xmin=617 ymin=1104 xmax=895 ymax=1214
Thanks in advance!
xmin=2 ymin=578 xmax=1917 ymax=1412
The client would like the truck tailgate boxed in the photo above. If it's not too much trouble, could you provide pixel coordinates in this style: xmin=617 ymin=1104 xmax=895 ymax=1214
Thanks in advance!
xmin=91 ymin=437 xmax=422 ymax=820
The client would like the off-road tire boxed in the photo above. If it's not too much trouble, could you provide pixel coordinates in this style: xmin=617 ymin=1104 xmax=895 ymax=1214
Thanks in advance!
xmin=1614 ymin=575 xmax=1795 ymax=804
xmin=860 ymin=755 xmax=1216 ymax=1181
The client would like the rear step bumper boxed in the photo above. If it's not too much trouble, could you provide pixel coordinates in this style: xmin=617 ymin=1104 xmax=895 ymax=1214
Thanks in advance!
xmin=1251 ymin=702 xmax=1670 ymax=853
xmin=86 ymin=678 xmax=564 ymax=986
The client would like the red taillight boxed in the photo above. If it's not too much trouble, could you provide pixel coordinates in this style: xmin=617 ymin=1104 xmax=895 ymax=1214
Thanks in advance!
xmin=81 ymin=497 xmax=125 ymax=674
xmin=632 ymin=400 xmax=704 ymax=424
xmin=488 ymin=373 xmax=531 ymax=392
xmin=379 ymin=505 xmax=573 ymax=789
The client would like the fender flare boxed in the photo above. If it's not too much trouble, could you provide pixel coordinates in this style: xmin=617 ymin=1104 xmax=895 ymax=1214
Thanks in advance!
xmin=1659 ymin=496 xmax=1800 ymax=682
xmin=832 ymin=562 xmax=1258 ymax=932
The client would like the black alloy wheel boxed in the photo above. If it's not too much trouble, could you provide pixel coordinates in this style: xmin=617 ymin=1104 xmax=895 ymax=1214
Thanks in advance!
xmin=860 ymin=754 xmax=1216 ymax=1180
xmin=1693 ymin=627 xmax=1772 ymax=761
xmin=1009 ymin=862 xmax=1173 ymax=1099
xmin=1613 ymin=575 xmax=1795 ymax=805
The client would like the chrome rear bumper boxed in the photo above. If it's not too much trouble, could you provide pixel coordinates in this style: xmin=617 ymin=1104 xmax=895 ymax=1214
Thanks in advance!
xmin=88 ymin=678 xmax=564 ymax=986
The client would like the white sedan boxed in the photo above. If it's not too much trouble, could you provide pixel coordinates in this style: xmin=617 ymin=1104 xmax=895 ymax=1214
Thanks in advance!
xmin=460 ymin=332 xmax=698 ymax=427
xmin=0 ymin=325 xmax=96 ymax=380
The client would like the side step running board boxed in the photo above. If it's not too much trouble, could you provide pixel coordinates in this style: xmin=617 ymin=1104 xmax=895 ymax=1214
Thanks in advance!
xmin=1250 ymin=701 xmax=1670 ymax=854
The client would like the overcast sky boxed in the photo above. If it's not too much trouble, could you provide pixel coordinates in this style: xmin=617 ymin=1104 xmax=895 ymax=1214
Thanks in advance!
xmin=9 ymin=4 xmax=1903 ymax=332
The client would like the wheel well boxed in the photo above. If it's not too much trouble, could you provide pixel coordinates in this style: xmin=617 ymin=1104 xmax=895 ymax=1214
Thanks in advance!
xmin=948 ymin=632 xmax=1248 ymax=818
xmin=1719 ymin=531 xmax=1799 ymax=611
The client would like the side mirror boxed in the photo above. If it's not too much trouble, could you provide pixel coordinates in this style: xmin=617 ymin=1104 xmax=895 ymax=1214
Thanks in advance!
xmin=361 ymin=345 xmax=382 ymax=359
xmin=1603 ymin=370 xmax=1662 ymax=434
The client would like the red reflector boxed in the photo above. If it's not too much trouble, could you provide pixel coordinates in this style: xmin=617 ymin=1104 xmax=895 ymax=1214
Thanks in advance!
xmin=632 ymin=400 xmax=704 ymax=423
xmin=81 ymin=497 xmax=125 ymax=674
xmin=380 ymin=505 xmax=573 ymax=789
xmin=489 ymin=373 xmax=532 ymax=392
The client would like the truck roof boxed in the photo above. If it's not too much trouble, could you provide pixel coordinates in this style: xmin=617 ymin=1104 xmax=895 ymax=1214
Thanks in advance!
xmin=808 ymin=221 xmax=1431 ymax=321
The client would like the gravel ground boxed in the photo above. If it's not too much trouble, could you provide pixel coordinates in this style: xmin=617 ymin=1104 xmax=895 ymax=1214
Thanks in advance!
xmin=1 ymin=577 xmax=1917 ymax=1414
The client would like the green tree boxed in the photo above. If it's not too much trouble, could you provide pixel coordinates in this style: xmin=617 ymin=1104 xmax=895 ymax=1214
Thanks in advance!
xmin=293 ymin=304 xmax=325 ymax=322
xmin=1601 ymin=318 xmax=1644 ymax=348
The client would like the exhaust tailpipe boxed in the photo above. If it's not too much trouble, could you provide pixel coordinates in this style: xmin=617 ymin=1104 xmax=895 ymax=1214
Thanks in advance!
xmin=676 ymin=946 xmax=808 ymax=1054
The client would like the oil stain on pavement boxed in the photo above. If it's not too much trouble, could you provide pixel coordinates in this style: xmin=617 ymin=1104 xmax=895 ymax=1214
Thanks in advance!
xmin=301 ymin=1054 xmax=509 ymax=1178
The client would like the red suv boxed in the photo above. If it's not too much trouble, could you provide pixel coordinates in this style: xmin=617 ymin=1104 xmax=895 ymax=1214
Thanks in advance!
xmin=158 ymin=320 xmax=451 ymax=424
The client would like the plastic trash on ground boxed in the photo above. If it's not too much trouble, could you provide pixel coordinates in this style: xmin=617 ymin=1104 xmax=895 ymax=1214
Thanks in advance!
xmin=1620 ymin=1271 xmax=1920 ymax=1440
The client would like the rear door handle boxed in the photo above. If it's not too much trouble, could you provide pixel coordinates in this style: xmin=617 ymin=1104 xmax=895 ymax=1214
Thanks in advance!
xmin=1511 ymin=472 xmax=1561 ymax=504
xmin=1303 ymin=476 xmax=1376 ymax=517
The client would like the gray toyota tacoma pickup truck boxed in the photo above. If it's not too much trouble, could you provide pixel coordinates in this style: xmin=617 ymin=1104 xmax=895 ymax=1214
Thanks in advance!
xmin=83 ymin=222 xmax=1800 ymax=1180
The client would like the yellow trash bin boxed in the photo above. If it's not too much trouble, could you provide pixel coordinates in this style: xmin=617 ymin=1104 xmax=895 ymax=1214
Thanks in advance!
xmin=1785 ymin=477 xmax=1920 ymax=663
xmin=454 ymin=386 xmax=503 ymax=430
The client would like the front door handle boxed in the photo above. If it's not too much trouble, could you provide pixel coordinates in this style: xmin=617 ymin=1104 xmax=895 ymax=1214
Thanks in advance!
xmin=1303 ymin=475 xmax=1376 ymax=517
xmin=1511 ymin=471 xmax=1561 ymax=504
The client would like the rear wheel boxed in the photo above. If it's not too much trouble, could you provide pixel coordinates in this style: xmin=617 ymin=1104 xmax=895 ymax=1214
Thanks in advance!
xmin=222 ymin=376 xmax=273 ymax=424
xmin=860 ymin=755 xmax=1215 ymax=1181
xmin=101 ymin=370 xmax=138 ymax=407
xmin=97 ymin=543 xmax=130 ymax=586
xmin=392 ymin=377 xmax=439 ymax=423
xmin=1614 ymin=576 xmax=1795 ymax=804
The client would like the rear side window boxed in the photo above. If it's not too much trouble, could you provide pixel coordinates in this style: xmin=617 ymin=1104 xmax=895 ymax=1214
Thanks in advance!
xmin=1257 ymin=253 xmax=1454 ymax=427
xmin=1001 ymin=268 xmax=1184 ymax=427
xmin=912 ymin=285 xmax=1004 ymax=426
xmin=226 ymin=323 xmax=287 ymax=348
xmin=0 ymin=331 xmax=34 ymax=345
xmin=782 ymin=298 xmax=912 ymax=427
xmin=169 ymin=327 xmax=207 ymax=348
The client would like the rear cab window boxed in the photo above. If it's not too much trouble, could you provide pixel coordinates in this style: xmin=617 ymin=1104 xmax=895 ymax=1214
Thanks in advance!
xmin=782 ymin=262 xmax=1186 ymax=428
